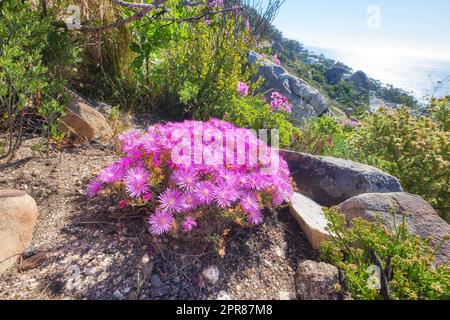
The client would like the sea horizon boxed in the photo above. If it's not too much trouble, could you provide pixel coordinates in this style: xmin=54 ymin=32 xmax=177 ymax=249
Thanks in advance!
xmin=307 ymin=46 xmax=450 ymax=104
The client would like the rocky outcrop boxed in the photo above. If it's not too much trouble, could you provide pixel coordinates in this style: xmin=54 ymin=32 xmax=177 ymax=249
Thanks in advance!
xmin=337 ymin=193 xmax=450 ymax=266
xmin=348 ymin=71 xmax=370 ymax=91
xmin=281 ymin=150 xmax=403 ymax=207
xmin=290 ymin=192 xmax=330 ymax=250
xmin=248 ymin=51 xmax=329 ymax=125
xmin=0 ymin=190 xmax=39 ymax=274
xmin=325 ymin=66 xmax=347 ymax=85
xmin=58 ymin=101 xmax=114 ymax=142
xmin=296 ymin=260 xmax=341 ymax=300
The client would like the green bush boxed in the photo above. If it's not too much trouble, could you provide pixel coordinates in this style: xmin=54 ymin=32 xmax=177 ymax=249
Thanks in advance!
xmin=321 ymin=208 xmax=450 ymax=300
xmin=291 ymin=116 xmax=352 ymax=158
xmin=225 ymin=95 xmax=300 ymax=148
xmin=0 ymin=0 xmax=77 ymax=156
xmin=348 ymin=108 xmax=450 ymax=219
xmin=430 ymin=95 xmax=450 ymax=132
xmin=150 ymin=12 xmax=256 ymax=119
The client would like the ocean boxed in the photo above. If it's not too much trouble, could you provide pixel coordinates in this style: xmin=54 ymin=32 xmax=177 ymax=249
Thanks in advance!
xmin=307 ymin=46 xmax=450 ymax=104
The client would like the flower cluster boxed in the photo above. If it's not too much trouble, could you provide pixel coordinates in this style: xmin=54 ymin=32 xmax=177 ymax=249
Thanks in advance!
xmin=270 ymin=92 xmax=292 ymax=113
xmin=272 ymin=54 xmax=281 ymax=66
xmin=237 ymin=81 xmax=249 ymax=96
xmin=206 ymin=0 xmax=223 ymax=9
xmin=88 ymin=119 xmax=293 ymax=236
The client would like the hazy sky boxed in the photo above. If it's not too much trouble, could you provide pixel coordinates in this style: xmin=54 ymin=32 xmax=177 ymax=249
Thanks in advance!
xmin=272 ymin=0 xmax=450 ymax=61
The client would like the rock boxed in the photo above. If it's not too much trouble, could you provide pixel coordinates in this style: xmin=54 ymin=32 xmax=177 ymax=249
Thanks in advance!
xmin=337 ymin=193 xmax=450 ymax=266
xmin=296 ymin=260 xmax=341 ymax=300
xmin=0 ymin=190 xmax=39 ymax=275
xmin=248 ymin=51 xmax=329 ymax=124
xmin=151 ymin=274 xmax=163 ymax=287
xmin=217 ymin=291 xmax=232 ymax=300
xmin=325 ymin=66 xmax=347 ymax=85
xmin=280 ymin=150 xmax=403 ymax=207
xmin=289 ymin=192 xmax=330 ymax=250
xmin=201 ymin=265 xmax=220 ymax=285
xmin=58 ymin=101 xmax=113 ymax=142
xmin=347 ymin=71 xmax=370 ymax=91
xmin=278 ymin=291 xmax=292 ymax=300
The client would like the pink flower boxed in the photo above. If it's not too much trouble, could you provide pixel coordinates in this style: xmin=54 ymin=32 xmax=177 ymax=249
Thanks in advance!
xmin=182 ymin=216 xmax=197 ymax=233
xmin=180 ymin=192 xmax=198 ymax=211
xmin=215 ymin=183 xmax=239 ymax=208
xmin=98 ymin=165 xmax=123 ymax=184
xmin=270 ymin=92 xmax=292 ymax=113
xmin=143 ymin=192 xmax=152 ymax=202
xmin=237 ymin=81 xmax=249 ymax=96
xmin=205 ymin=19 xmax=212 ymax=26
xmin=118 ymin=199 xmax=129 ymax=209
xmin=240 ymin=191 xmax=260 ymax=214
xmin=158 ymin=188 xmax=183 ymax=214
xmin=247 ymin=210 xmax=263 ymax=225
xmin=148 ymin=209 xmax=174 ymax=235
xmin=272 ymin=55 xmax=281 ymax=66
xmin=172 ymin=170 xmax=199 ymax=192
xmin=125 ymin=167 xmax=149 ymax=198
xmin=86 ymin=180 xmax=102 ymax=197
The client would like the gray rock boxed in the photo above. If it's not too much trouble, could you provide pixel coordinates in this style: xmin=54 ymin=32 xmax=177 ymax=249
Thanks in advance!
xmin=201 ymin=265 xmax=220 ymax=285
xmin=296 ymin=260 xmax=341 ymax=300
xmin=151 ymin=274 xmax=163 ymax=287
xmin=280 ymin=150 xmax=403 ymax=207
xmin=347 ymin=70 xmax=370 ymax=91
xmin=337 ymin=192 xmax=450 ymax=266
xmin=248 ymin=51 xmax=329 ymax=124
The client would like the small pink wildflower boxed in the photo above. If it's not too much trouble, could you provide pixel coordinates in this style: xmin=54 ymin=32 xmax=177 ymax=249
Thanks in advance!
xmin=237 ymin=81 xmax=249 ymax=96
xmin=158 ymin=188 xmax=183 ymax=214
xmin=182 ymin=216 xmax=197 ymax=233
xmin=118 ymin=199 xmax=129 ymax=209
xmin=148 ymin=209 xmax=174 ymax=235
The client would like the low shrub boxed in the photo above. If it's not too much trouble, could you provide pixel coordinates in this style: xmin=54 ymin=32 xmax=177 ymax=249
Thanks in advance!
xmin=348 ymin=108 xmax=450 ymax=219
xmin=321 ymin=208 xmax=450 ymax=300
xmin=87 ymin=119 xmax=293 ymax=241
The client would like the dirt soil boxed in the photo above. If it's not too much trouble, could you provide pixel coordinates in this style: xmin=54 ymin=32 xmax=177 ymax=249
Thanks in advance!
xmin=0 ymin=130 xmax=317 ymax=300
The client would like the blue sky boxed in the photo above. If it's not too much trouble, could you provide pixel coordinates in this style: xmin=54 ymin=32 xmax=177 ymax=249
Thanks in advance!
xmin=272 ymin=0 xmax=450 ymax=60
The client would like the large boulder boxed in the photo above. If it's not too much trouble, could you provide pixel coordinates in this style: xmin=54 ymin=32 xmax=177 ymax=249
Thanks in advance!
xmin=347 ymin=71 xmax=370 ymax=91
xmin=296 ymin=260 xmax=341 ymax=300
xmin=290 ymin=192 xmax=330 ymax=250
xmin=280 ymin=150 xmax=403 ymax=207
xmin=325 ymin=66 xmax=347 ymax=85
xmin=0 ymin=190 xmax=39 ymax=274
xmin=337 ymin=193 xmax=450 ymax=266
xmin=58 ymin=101 xmax=114 ymax=142
xmin=248 ymin=51 xmax=329 ymax=124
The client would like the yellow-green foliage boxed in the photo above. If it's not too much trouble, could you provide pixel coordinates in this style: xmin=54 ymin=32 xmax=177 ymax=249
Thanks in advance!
xmin=225 ymin=95 xmax=300 ymax=148
xmin=321 ymin=208 xmax=450 ymax=300
xmin=430 ymin=95 xmax=450 ymax=132
xmin=151 ymin=13 xmax=256 ymax=119
xmin=349 ymin=108 xmax=450 ymax=218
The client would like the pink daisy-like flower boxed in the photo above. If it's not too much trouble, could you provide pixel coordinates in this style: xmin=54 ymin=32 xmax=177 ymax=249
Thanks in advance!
xmin=237 ymin=81 xmax=249 ymax=96
xmin=215 ymin=183 xmax=239 ymax=208
xmin=240 ymin=191 xmax=260 ymax=214
xmin=194 ymin=181 xmax=216 ymax=205
xmin=182 ymin=216 xmax=197 ymax=233
xmin=143 ymin=192 xmax=152 ymax=202
xmin=98 ymin=165 xmax=123 ymax=184
xmin=158 ymin=188 xmax=183 ymax=213
xmin=86 ymin=180 xmax=102 ymax=197
xmin=247 ymin=210 xmax=263 ymax=225
xmin=172 ymin=170 xmax=199 ymax=192
xmin=180 ymin=192 xmax=198 ymax=211
xmin=148 ymin=209 xmax=174 ymax=235
xmin=124 ymin=166 xmax=149 ymax=198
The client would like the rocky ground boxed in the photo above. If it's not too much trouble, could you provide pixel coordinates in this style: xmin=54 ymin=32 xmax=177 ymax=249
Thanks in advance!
xmin=0 ymin=134 xmax=317 ymax=300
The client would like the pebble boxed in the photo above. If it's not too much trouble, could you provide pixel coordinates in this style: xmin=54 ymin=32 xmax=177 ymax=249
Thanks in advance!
xmin=278 ymin=291 xmax=291 ymax=300
xmin=151 ymin=274 xmax=163 ymax=287
xmin=217 ymin=291 xmax=232 ymax=300
xmin=113 ymin=289 xmax=122 ymax=299
xmin=202 ymin=265 xmax=220 ymax=285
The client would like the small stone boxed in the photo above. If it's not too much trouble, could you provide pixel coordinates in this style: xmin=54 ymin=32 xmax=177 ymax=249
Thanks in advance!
xmin=151 ymin=274 xmax=162 ymax=287
xmin=217 ymin=291 xmax=231 ymax=300
xmin=113 ymin=289 xmax=122 ymax=299
xmin=141 ymin=254 xmax=150 ymax=264
xmin=278 ymin=291 xmax=291 ymax=300
xmin=202 ymin=265 xmax=220 ymax=285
